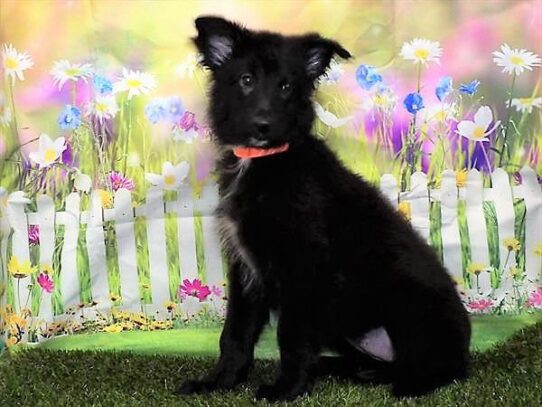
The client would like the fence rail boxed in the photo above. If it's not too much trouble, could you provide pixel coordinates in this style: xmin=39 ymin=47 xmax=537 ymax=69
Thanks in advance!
xmin=1 ymin=166 xmax=541 ymax=332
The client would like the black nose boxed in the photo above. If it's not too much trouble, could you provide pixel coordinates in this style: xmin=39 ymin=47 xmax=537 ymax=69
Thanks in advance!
xmin=253 ymin=118 xmax=270 ymax=136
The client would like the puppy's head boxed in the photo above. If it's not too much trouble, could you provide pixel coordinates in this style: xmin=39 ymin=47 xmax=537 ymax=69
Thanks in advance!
xmin=193 ymin=16 xmax=351 ymax=149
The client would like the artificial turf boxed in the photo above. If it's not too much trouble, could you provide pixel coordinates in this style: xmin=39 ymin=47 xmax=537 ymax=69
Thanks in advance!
xmin=1 ymin=316 xmax=542 ymax=406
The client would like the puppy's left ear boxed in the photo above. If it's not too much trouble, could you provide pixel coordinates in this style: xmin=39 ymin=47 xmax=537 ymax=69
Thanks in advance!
xmin=301 ymin=34 xmax=351 ymax=80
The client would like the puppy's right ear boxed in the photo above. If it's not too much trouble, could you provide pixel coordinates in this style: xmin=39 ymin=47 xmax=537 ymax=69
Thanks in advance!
xmin=193 ymin=16 xmax=245 ymax=70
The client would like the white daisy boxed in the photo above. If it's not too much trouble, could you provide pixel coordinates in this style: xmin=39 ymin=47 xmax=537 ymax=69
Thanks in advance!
xmin=50 ymin=60 xmax=93 ymax=90
xmin=361 ymin=86 xmax=398 ymax=113
xmin=400 ymin=38 xmax=443 ymax=65
xmin=456 ymin=106 xmax=500 ymax=142
xmin=28 ymin=133 xmax=66 ymax=168
xmin=2 ymin=44 xmax=34 ymax=82
xmin=508 ymin=97 xmax=542 ymax=114
xmin=175 ymin=53 xmax=201 ymax=79
xmin=145 ymin=161 xmax=189 ymax=191
xmin=86 ymin=94 xmax=119 ymax=121
xmin=314 ymin=102 xmax=354 ymax=128
xmin=113 ymin=68 xmax=157 ymax=100
xmin=418 ymin=103 xmax=458 ymax=124
xmin=320 ymin=59 xmax=344 ymax=85
xmin=73 ymin=171 xmax=92 ymax=193
xmin=493 ymin=44 xmax=541 ymax=76
xmin=0 ymin=94 xmax=12 ymax=126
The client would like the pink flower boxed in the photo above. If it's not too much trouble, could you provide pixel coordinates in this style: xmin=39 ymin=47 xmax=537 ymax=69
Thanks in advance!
xmin=179 ymin=111 xmax=198 ymax=131
xmin=468 ymin=298 xmax=493 ymax=313
xmin=108 ymin=171 xmax=135 ymax=191
xmin=211 ymin=285 xmax=222 ymax=297
xmin=526 ymin=288 xmax=542 ymax=309
xmin=28 ymin=225 xmax=40 ymax=245
xmin=37 ymin=272 xmax=54 ymax=293
xmin=178 ymin=278 xmax=211 ymax=302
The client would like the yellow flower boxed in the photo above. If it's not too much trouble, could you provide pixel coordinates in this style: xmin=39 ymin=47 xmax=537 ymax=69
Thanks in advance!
xmin=120 ymin=321 xmax=134 ymax=331
xmin=41 ymin=263 xmax=54 ymax=275
xmin=509 ymin=266 xmax=521 ymax=278
xmin=103 ymin=324 xmax=123 ymax=333
xmin=534 ymin=242 xmax=542 ymax=257
xmin=452 ymin=276 xmax=464 ymax=287
xmin=164 ymin=300 xmax=177 ymax=312
xmin=96 ymin=189 xmax=113 ymax=209
xmin=7 ymin=313 xmax=27 ymax=328
xmin=455 ymin=169 xmax=468 ymax=188
xmin=7 ymin=255 xmax=19 ymax=275
xmin=397 ymin=201 xmax=411 ymax=221
xmin=467 ymin=263 xmax=487 ymax=276
xmin=21 ymin=308 xmax=32 ymax=318
xmin=503 ymin=237 xmax=521 ymax=252
xmin=110 ymin=294 xmax=121 ymax=302
xmin=8 ymin=256 xmax=36 ymax=279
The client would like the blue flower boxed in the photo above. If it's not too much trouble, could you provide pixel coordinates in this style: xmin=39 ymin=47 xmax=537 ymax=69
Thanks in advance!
xmin=145 ymin=97 xmax=185 ymax=124
xmin=458 ymin=80 xmax=480 ymax=95
xmin=435 ymin=76 xmax=453 ymax=101
xmin=403 ymin=92 xmax=424 ymax=114
xmin=57 ymin=105 xmax=82 ymax=130
xmin=93 ymin=75 xmax=113 ymax=95
xmin=355 ymin=64 xmax=383 ymax=90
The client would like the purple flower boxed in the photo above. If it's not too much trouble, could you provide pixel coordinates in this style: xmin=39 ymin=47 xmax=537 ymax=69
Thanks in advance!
xmin=28 ymin=225 xmax=40 ymax=245
xmin=403 ymin=92 xmax=424 ymax=114
xmin=458 ymin=80 xmax=480 ymax=96
xmin=211 ymin=285 xmax=222 ymax=297
xmin=61 ymin=141 xmax=75 ymax=167
xmin=177 ymin=279 xmax=211 ymax=302
xmin=179 ymin=111 xmax=198 ymax=131
xmin=108 ymin=171 xmax=135 ymax=191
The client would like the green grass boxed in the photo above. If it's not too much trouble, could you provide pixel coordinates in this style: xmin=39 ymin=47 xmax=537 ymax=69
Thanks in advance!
xmin=2 ymin=318 xmax=542 ymax=406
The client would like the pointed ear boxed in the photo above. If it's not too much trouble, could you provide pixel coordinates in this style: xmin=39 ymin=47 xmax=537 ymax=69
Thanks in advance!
xmin=301 ymin=34 xmax=351 ymax=80
xmin=193 ymin=16 xmax=246 ymax=70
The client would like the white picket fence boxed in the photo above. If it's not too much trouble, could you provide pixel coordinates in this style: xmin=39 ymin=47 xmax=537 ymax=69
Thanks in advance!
xmin=0 ymin=166 xmax=541 ymax=329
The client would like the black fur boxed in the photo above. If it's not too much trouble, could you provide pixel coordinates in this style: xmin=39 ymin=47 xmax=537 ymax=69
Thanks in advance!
xmin=177 ymin=16 xmax=471 ymax=402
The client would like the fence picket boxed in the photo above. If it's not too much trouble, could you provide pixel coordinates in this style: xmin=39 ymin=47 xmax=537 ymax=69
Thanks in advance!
xmin=380 ymin=174 xmax=399 ymax=207
xmin=0 ymin=210 xmax=10 ymax=309
xmin=465 ymin=169 xmax=491 ymax=296
xmin=113 ymin=188 xmax=140 ymax=311
xmin=491 ymin=169 xmax=517 ymax=300
xmin=519 ymin=166 xmax=542 ymax=291
xmin=60 ymin=193 xmax=81 ymax=309
xmin=6 ymin=198 xmax=31 ymax=314
xmin=404 ymin=172 xmax=430 ymax=242
xmin=86 ymin=191 xmax=110 ymax=309
xmin=440 ymin=170 xmax=463 ymax=281
xmin=36 ymin=195 xmax=55 ymax=320
xmin=146 ymin=187 xmax=170 ymax=310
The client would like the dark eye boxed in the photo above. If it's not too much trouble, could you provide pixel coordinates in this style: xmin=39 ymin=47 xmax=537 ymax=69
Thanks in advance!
xmin=240 ymin=73 xmax=253 ymax=87
xmin=280 ymin=81 xmax=291 ymax=92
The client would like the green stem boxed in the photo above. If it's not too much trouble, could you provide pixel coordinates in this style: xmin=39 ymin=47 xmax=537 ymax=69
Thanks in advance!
xmin=498 ymin=73 xmax=517 ymax=167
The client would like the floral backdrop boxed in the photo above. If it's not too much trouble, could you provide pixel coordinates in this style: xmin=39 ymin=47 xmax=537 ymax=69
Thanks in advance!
xmin=1 ymin=0 xmax=541 ymax=348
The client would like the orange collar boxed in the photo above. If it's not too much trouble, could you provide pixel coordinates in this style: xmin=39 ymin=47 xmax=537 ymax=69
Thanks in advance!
xmin=233 ymin=143 xmax=289 ymax=159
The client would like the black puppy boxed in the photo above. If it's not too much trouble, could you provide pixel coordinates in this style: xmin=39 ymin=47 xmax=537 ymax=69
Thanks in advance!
xmin=178 ymin=16 xmax=471 ymax=402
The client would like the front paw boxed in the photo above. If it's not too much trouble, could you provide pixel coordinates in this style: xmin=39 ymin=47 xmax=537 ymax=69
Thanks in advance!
xmin=176 ymin=374 xmax=236 ymax=395
xmin=255 ymin=381 xmax=309 ymax=402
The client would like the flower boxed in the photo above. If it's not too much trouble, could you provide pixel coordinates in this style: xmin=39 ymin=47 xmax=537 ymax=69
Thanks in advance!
xmin=96 ymin=189 xmax=113 ymax=208
xmin=28 ymin=134 xmax=67 ymax=168
xmin=2 ymin=44 xmax=34 ymax=82
xmin=400 ymin=38 xmax=442 ymax=65
xmin=526 ymin=288 xmax=542 ymax=309
xmin=74 ymin=171 xmax=92 ymax=193
xmin=175 ymin=53 xmax=201 ymax=79
xmin=403 ymin=92 xmax=424 ymax=114
xmin=0 ymin=94 xmax=12 ymax=126
xmin=456 ymin=169 xmax=468 ymax=187
xmin=418 ymin=103 xmax=457 ymax=124
xmin=145 ymin=161 xmax=189 ymax=191
xmin=508 ymin=266 xmax=521 ymax=279
xmin=113 ymin=68 xmax=156 ymax=100
xmin=178 ymin=278 xmax=211 ymax=302
xmin=435 ymin=76 xmax=453 ymax=102
xmin=57 ymin=105 xmax=82 ymax=130
xmin=503 ymin=237 xmax=521 ymax=252
xmin=173 ymin=111 xmax=200 ymax=143
xmin=62 ymin=141 xmax=75 ymax=167
xmin=110 ymin=294 xmax=121 ymax=302
xmin=92 ymin=75 xmax=113 ymax=95
xmin=466 ymin=263 xmax=487 ymax=276
xmin=492 ymin=44 xmax=541 ymax=76
xmin=508 ymin=97 xmax=542 ymax=114
xmin=164 ymin=300 xmax=177 ymax=312
xmin=468 ymin=298 xmax=493 ymax=312
xmin=320 ymin=59 xmax=344 ymax=85
xmin=87 ymin=94 xmax=119 ymax=121
xmin=109 ymin=171 xmax=135 ymax=191
xmin=211 ymin=285 xmax=222 ymax=297
xmin=41 ymin=264 xmax=53 ymax=275
xmin=103 ymin=324 xmax=123 ymax=333
xmin=50 ymin=60 xmax=93 ymax=90
xmin=144 ymin=96 xmax=185 ymax=124
xmin=361 ymin=84 xmax=398 ymax=113
xmin=8 ymin=256 xmax=36 ymax=279
xmin=456 ymin=106 xmax=500 ymax=142
xmin=397 ymin=201 xmax=411 ymax=221
xmin=355 ymin=64 xmax=382 ymax=90
xmin=37 ymin=272 xmax=54 ymax=293
xmin=458 ymin=80 xmax=480 ymax=95
xmin=28 ymin=225 xmax=40 ymax=245
xmin=314 ymin=102 xmax=354 ymax=128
